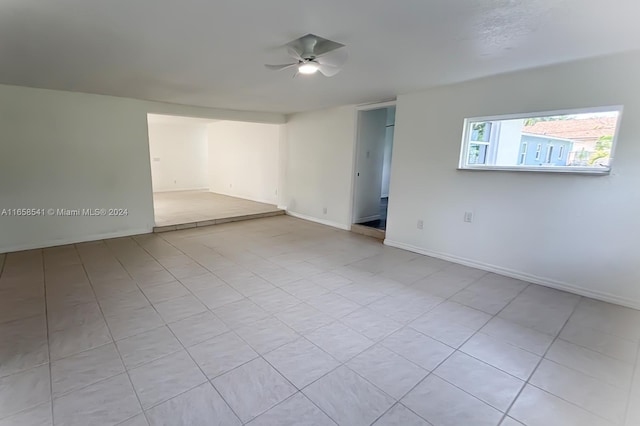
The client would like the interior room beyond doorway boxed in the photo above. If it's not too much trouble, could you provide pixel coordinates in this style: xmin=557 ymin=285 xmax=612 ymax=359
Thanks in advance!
xmin=147 ymin=114 xmax=283 ymax=231
xmin=352 ymin=105 xmax=395 ymax=235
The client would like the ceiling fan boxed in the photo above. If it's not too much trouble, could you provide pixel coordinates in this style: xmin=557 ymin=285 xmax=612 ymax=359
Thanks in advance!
xmin=265 ymin=33 xmax=347 ymax=77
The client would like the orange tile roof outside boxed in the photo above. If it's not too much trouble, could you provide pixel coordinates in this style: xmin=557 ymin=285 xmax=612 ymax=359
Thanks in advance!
xmin=522 ymin=117 xmax=617 ymax=141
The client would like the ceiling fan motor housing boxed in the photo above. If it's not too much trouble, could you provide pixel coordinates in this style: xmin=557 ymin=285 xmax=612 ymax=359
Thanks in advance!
xmin=300 ymin=36 xmax=319 ymax=59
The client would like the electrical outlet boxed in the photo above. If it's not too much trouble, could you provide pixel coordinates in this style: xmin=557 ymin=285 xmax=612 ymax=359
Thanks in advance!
xmin=464 ymin=211 xmax=473 ymax=223
xmin=417 ymin=219 xmax=424 ymax=230
xmin=323 ymin=207 xmax=328 ymax=214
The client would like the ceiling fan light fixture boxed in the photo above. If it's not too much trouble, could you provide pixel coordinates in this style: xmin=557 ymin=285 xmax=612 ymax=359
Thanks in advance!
xmin=265 ymin=34 xmax=346 ymax=77
xmin=298 ymin=62 xmax=319 ymax=74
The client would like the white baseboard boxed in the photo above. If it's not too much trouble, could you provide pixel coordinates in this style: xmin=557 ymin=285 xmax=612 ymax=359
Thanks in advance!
xmin=0 ymin=227 xmax=153 ymax=254
xmin=285 ymin=210 xmax=351 ymax=231
xmin=384 ymin=239 xmax=640 ymax=310
xmin=355 ymin=214 xmax=381 ymax=223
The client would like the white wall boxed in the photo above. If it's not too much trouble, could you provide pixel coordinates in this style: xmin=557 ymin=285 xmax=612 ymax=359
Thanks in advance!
xmin=386 ymin=51 xmax=640 ymax=309
xmin=381 ymin=118 xmax=395 ymax=197
xmin=0 ymin=84 xmax=284 ymax=253
xmin=284 ymin=105 xmax=357 ymax=229
xmin=148 ymin=122 xmax=209 ymax=192
xmin=207 ymin=121 xmax=280 ymax=205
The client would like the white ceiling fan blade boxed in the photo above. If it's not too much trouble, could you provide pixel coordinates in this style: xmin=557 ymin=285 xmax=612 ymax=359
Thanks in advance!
xmin=268 ymin=34 xmax=347 ymax=77
xmin=286 ymin=46 xmax=305 ymax=62
xmin=315 ymin=47 xmax=348 ymax=68
xmin=264 ymin=63 xmax=298 ymax=71
xmin=299 ymin=34 xmax=344 ymax=57
xmin=317 ymin=63 xmax=341 ymax=77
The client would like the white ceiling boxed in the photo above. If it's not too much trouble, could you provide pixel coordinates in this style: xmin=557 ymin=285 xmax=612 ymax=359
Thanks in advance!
xmin=1 ymin=0 xmax=639 ymax=114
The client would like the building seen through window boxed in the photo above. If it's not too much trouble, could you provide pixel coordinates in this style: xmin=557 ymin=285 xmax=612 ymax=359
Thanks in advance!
xmin=461 ymin=108 xmax=621 ymax=173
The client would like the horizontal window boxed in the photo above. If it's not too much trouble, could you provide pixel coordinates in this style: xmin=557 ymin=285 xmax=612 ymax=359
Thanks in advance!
xmin=458 ymin=107 xmax=623 ymax=174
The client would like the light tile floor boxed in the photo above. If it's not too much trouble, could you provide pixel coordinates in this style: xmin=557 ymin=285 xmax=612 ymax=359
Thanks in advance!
xmin=153 ymin=191 xmax=283 ymax=228
xmin=0 ymin=216 xmax=639 ymax=426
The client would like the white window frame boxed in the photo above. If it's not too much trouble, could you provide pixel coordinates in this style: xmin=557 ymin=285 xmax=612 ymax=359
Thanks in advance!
xmin=467 ymin=141 xmax=490 ymax=164
xmin=458 ymin=105 xmax=623 ymax=174
xmin=558 ymin=145 xmax=564 ymax=160
xmin=535 ymin=144 xmax=541 ymax=161
xmin=467 ymin=122 xmax=494 ymax=165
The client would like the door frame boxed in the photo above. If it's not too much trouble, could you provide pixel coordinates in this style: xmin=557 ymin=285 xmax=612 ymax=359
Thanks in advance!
xmin=349 ymin=100 xmax=397 ymax=227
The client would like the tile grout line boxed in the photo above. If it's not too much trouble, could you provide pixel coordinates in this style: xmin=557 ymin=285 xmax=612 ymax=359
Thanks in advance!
xmin=621 ymin=338 xmax=640 ymax=426
xmin=150 ymin=229 xmax=294 ymax=319
xmin=158 ymin=275 xmax=344 ymax=420
xmin=129 ymin=234 xmax=254 ymax=424
xmin=552 ymin=328 xmax=639 ymax=363
xmin=301 ymin=269 xmax=494 ymax=425
xmin=515 ymin=304 xmax=636 ymax=425
xmin=108 ymin=237 xmax=221 ymax=423
xmin=160 ymin=328 xmax=246 ymax=423
xmin=460 ymin=302 xmax=638 ymax=382
xmin=496 ymin=294 xmax=583 ymax=425
xmin=0 ymin=252 xmax=53 ymax=385
xmin=165 ymin=223 xmax=600 ymax=421
xmin=411 ymin=284 xmax=534 ymax=424
xmin=40 ymin=249 xmax=55 ymax=426
xmin=21 ymin=238 xmax=496 ymax=424
xmin=258 ymin=336 xmax=342 ymax=425
xmin=43 ymin=355 xmax=139 ymax=399
xmin=13 ymin=238 xmax=502 ymax=424
xmin=76 ymin=242 xmax=157 ymax=424
xmin=242 ymin=265 xmax=486 ymax=424
xmin=138 ymin=232 xmax=347 ymax=425
xmin=149 ymin=231 xmax=372 ymax=354
xmin=369 ymin=279 xmax=533 ymax=425
xmin=12 ymin=220 xmax=637 ymax=426
xmin=75 ymin=255 xmax=243 ymax=415
xmin=175 ymin=237 xmax=341 ymax=425
xmin=367 ymin=313 xmax=493 ymax=424
xmin=528 ymin=339 xmax=637 ymax=390
xmin=364 ymin=256 xmax=640 ymax=419
xmin=459 ymin=281 xmax=541 ymax=426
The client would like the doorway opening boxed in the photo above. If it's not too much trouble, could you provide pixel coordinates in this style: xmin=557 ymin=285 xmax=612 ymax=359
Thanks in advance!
xmin=352 ymin=103 xmax=395 ymax=237
xmin=147 ymin=114 xmax=284 ymax=231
